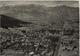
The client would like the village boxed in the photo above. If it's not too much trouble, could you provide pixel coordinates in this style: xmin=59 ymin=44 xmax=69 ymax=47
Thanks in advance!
xmin=0 ymin=24 xmax=79 ymax=56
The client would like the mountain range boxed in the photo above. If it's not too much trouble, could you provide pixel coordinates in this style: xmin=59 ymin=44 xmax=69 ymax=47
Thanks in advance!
xmin=0 ymin=4 xmax=79 ymax=29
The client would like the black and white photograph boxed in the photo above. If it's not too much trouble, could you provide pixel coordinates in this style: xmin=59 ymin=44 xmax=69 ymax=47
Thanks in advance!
xmin=0 ymin=0 xmax=79 ymax=56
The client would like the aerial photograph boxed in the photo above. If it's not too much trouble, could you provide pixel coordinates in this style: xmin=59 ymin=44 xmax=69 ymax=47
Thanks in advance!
xmin=0 ymin=1 xmax=79 ymax=56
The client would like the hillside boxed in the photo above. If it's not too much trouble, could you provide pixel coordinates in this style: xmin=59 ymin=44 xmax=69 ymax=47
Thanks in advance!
xmin=0 ymin=4 xmax=79 ymax=29
xmin=0 ymin=15 xmax=32 ymax=28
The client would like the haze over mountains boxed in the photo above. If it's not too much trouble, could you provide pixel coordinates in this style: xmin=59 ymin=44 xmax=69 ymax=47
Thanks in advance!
xmin=0 ymin=4 xmax=79 ymax=29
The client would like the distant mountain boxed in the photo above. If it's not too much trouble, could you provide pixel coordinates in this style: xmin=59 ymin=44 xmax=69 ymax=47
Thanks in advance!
xmin=0 ymin=4 xmax=79 ymax=29
xmin=48 ymin=5 xmax=79 ymax=23
xmin=0 ymin=15 xmax=32 ymax=28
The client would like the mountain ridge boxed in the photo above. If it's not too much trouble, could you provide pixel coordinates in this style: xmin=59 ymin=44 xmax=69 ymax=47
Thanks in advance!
xmin=0 ymin=4 xmax=79 ymax=29
xmin=0 ymin=15 xmax=32 ymax=28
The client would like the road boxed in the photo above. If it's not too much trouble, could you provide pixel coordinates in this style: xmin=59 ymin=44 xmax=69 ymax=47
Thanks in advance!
xmin=53 ymin=35 xmax=61 ymax=56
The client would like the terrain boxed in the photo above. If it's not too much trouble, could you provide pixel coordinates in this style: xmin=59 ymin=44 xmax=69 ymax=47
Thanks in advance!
xmin=0 ymin=4 xmax=79 ymax=56
xmin=0 ymin=4 xmax=79 ymax=25
xmin=0 ymin=15 xmax=32 ymax=28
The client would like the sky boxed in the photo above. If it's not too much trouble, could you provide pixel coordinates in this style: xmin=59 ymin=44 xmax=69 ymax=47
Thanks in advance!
xmin=0 ymin=1 xmax=79 ymax=7
xmin=0 ymin=0 xmax=79 ymax=1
